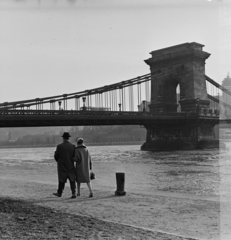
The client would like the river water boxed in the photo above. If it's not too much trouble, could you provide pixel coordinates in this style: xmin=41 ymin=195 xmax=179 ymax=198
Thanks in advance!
xmin=1 ymin=143 xmax=231 ymax=197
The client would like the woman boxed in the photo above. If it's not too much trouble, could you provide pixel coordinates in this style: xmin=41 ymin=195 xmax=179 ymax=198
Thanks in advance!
xmin=74 ymin=137 xmax=93 ymax=198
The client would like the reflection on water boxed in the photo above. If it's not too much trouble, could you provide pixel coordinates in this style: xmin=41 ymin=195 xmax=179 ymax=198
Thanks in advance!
xmin=0 ymin=144 xmax=230 ymax=197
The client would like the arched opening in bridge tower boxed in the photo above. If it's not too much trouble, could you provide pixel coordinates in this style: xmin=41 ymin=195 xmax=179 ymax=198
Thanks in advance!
xmin=162 ymin=79 xmax=181 ymax=112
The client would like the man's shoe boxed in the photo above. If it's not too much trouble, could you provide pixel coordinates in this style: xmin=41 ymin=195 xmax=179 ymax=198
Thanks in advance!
xmin=89 ymin=193 xmax=93 ymax=198
xmin=71 ymin=194 xmax=76 ymax=199
xmin=53 ymin=193 xmax=61 ymax=197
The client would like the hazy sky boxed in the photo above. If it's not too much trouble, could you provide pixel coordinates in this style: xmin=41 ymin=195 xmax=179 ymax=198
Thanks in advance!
xmin=0 ymin=0 xmax=230 ymax=103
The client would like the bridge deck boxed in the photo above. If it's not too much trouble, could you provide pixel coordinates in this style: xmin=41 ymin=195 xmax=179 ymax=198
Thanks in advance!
xmin=0 ymin=110 xmax=219 ymax=128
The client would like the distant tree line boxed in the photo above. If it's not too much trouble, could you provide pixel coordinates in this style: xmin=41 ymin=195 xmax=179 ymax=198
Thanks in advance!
xmin=71 ymin=125 xmax=146 ymax=143
xmin=0 ymin=125 xmax=146 ymax=147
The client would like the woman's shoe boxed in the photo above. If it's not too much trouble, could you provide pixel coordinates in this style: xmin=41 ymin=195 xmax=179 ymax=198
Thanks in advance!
xmin=77 ymin=193 xmax=80 ymax=196
xmin=89 ymin=193 xmax=93 ymax=198
xmin=53 ymin=192 xmax=61 ymax=197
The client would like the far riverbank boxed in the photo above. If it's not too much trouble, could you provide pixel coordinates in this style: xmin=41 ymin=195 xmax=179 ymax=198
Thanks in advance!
xmin=0 ymin=141 xmax=145 ymax=149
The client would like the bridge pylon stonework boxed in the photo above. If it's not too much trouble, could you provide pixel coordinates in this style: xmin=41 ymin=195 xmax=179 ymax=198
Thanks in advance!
xmin=141 ymin=42 xmax=219 ymax=151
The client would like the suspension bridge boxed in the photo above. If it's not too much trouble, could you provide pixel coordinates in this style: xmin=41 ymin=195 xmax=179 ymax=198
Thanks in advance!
xmin=1 ymin=42 xmax=230 ymax=151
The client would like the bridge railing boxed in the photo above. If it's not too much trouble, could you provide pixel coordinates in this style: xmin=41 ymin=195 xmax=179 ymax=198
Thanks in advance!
xmin=0 ymin=108 xmax=220 ymax=119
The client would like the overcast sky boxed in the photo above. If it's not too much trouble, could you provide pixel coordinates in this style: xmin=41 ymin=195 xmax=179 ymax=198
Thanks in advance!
xmin=0 ymin=0 xmax=230 ymax=103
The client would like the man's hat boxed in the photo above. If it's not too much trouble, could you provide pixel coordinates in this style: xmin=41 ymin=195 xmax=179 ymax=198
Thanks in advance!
xmin=62 ymin=132 xmax=71 ymax=138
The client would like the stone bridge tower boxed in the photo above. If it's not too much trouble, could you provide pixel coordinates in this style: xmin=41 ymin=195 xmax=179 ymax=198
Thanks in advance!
xmin=141 ymin=42 xmax=219 ymax=151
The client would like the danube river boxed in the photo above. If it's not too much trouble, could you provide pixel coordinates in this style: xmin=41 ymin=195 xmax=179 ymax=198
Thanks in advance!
xmin=0 ymin=143 xmax=230 ymax=197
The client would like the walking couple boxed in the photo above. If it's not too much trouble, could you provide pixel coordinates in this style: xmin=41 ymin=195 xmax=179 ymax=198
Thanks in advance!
xmin=53 ymin=132 xmax=93 ymax=198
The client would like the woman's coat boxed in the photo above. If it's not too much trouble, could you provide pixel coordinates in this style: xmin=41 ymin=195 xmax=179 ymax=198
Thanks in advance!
xmin=74 ymin=145 xmax=92 ymax=183
xmin=54 ymin=141 xmax=76 ymax=183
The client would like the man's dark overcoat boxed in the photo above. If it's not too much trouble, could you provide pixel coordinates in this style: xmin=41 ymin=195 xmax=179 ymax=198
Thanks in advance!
xmin=54 ymin=141 xmax=76 ymax=183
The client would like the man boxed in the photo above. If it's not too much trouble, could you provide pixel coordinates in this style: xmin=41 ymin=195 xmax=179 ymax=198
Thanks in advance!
xmin=53 ymin=132 xmax=76 ymax=198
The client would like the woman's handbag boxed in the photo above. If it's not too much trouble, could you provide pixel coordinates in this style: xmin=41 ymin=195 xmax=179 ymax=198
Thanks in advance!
xmin=90 ymin=172 xmax=95 ymax=180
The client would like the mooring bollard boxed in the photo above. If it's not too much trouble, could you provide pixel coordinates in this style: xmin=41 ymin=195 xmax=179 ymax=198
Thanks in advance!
xmin=115 ymin=172 xmax=126 ymax=196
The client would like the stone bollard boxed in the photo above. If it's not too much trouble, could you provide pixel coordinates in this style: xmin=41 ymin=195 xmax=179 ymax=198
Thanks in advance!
xmin=115 ymin=172 xmax=126 ymax=196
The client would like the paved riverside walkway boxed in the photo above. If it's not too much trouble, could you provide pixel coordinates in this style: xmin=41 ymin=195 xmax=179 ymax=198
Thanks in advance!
xmin=0 ymin=177 xmax=229 ymax=240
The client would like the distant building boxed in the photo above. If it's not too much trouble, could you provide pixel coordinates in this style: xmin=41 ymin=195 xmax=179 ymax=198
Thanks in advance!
xmin=222 ymin=72 xmax=231 ymax=92
xmin=80 ymin=106 xmax=110 ymax=111
xmin=220 ymin=73 xmax=231 ymax=139
xmin=138 ymin=100 xmax=150 ymax=112
xmin=221 ymin=73 xmax=231 ymax=117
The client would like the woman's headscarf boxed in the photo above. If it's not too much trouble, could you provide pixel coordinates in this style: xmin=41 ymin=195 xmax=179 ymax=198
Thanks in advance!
xmin=76 ymin=137 xmax=85 ymax=146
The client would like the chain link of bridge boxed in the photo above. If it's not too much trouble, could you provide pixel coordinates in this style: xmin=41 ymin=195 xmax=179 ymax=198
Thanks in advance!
xmin=1 ymin=42 xmax=231 ymax=151
xmin=0 ymin=73 xmax=228 ymax=116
